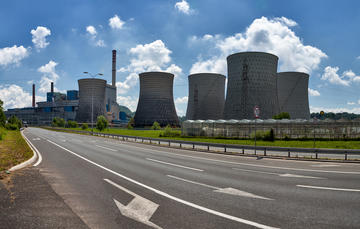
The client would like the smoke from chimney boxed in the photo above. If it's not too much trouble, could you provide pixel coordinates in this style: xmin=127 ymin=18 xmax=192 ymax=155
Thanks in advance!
xmin=112 ymin=50 xmax=116 ymax=87
xmin=32 ymin=84 xmax=35 ymax=108
xmin=51 ymin=82 xmax=54 ymax=93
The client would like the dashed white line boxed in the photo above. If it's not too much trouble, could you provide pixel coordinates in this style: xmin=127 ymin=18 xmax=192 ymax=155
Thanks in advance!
xmin=232 ymin=168 xmax=325 ymax=179
xmin=146 ymin=158 xmax=204 ymax=172
xmin=95 ymin=145 xmax=117 ymax=152
xmin=297 ymin=185 xmax=360 ymax=192
xmin=46 ymin=139 xmax=278 ymax=229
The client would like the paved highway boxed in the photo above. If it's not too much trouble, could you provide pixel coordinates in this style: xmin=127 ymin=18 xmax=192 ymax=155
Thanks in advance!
xmin=23 ymin=127 xmax=360 ymax=229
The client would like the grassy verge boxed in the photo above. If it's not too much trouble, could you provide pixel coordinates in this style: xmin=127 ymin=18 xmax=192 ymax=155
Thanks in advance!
xmin=58 ymin=127 xmax=360 ymax=149
xmin=0 ymin=129 xmax=33 ymax=175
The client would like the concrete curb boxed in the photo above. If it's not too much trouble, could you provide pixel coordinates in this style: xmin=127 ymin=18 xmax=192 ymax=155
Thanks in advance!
xmin=9 ymin=130 xmax=38 ymax=172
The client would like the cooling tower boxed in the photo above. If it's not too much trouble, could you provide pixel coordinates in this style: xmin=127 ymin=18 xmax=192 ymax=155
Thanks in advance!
xmin=224 ymin=52 xmax=279 ymax=119
xmin=277 ymin=72 xmax=310 ymax=119
xmin=186 ymin=73 xmax=225 ymax=120
xmin=76 ymin=78 xmax=106 ymax=123
xmin=134 ymin=72 xmax=179 ymax=127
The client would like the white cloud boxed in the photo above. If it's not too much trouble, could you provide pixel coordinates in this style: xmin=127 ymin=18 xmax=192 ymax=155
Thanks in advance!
xmin=95 ymin=40 xmax=106 ymax=47
xmin=86 ymin=25 xmax=97 ymax=35
xmin=174 ymin=96 xmax=188 ymax=116
xmin=356 ymin=56 xmax=360 ymax=60
xmin=190 ymin=16 xmax=327 ymax=75
xmin=37 ymin=60 xmax=60 ymax=93
xmin=31 ymin=26 xmax=51 ymax=50
xmin=175 ymin=0 xmax=192 ymax=14
xmin=0 ymin=84 xmax=45 ymax=110
xmin=343 ymin=70 xmax=360 ymax=83
xmin=175 ymin=96 xmax=188 ymax=104
xmin=358 ymin=99 xmax=360 ymax=105
xmin=109 ymin=15 xmax=125 ymax=30
xmin=117 ymin=40 xmax=182 ymax=94
xmin=347 ymin=102 xmax=355 ymax=105
xmin=0 ymin=45 xmax=29 ymax=67
xmin=310 ymin=106 xmax=360 ymax=114
xmin=321 ymin=66 xmax=360 ymax=86
xmin=308 ymin=88 xmax=320 ymax=96
xmin=117 ymin=96 xmax=138 ymax=112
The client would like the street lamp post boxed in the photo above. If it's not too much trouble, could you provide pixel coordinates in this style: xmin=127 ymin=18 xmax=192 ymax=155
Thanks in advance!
xmin=83 ymin=72 xmax=103 ymax=135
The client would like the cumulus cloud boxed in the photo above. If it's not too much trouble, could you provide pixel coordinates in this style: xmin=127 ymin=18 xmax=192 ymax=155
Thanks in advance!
xmin=174 ymin=96 xmax=188 ymax=116
xmin=321 ymin=66 xmax=360 ymax=86
xmin=116 ymin=40 xmax=182 ymax=94
xmin=190 ymin=16 xmax=327 ymax=74
xmin=0 ymin=84 xmax=45 ymax=110
xmin=31 ymin=26 xmax=51 ymax=50
xmin=37 ymin=60 xmax=60 ymax=93
xmin=308 ymin=88 xmax=320 ymax=96
xmin=310 ymin=106 xmax=360 ymax=114
xmin=0 ymin=45 xmax=29 ymax=67
xmin=95 ymin=40 xmax=106 ymax=47
xmin=86 ymin=25 xmax=97 ymax=35
xmin=175 ymin=0 xmax=192 ymax=14
xmin=109 ymin=15 xmax=125 ymax=30
xmin=175 ymin=96 xmax=188 ymax=104
xmin=117 ymin=96 xmax=138 ymax=112
xmin=347 ymin=101 xmax=356 ymax=105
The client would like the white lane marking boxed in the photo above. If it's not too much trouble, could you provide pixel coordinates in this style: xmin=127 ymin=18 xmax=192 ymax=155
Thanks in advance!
xmin=102 ymin=141 xmax=360 ymax=175
xmin=104 ymin=179 xmax=161 ymax=229
xmin=167 ymin=175 xmax=273 ymax=200
xmin=311 ymin=164 xmax=340 ymax=167
xmin=146 ymin=158 xmax=204 ymax=172
xmin=297 ymin=185 xmax=360 ymax=192
xmin=95 ymin=145 xmax=117 ymax=152
xmin=232 ymin=168 xmax=325 ymax=179
xmin=46 ymin=139 xmax=278 ymax=229
xmin=32 ymin=138 xmax=41 ymax=141
xmin=22 ymin=132 xmax=43 ymax=167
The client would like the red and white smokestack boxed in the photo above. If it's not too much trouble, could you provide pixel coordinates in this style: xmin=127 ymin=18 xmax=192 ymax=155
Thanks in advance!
xmin=32 ymin=84 xmax=35 ymax=108
xmin=112 ymin=50 xmax=116 ymax=87
xmin=51 ymin=82 xmax=54 ymax=93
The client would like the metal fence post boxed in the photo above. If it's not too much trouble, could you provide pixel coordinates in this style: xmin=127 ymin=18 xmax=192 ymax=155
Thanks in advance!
xmin=168 ymin=141 xmax=170 ymax=147
xmin=180 ymin=143 xmax=182 ymax=148
xmin=193 ymin=144 xmax=195 ymax=149
xmin=224 ymin=146 xmax=226 ymax=153
xmin=242 ymin=148 xmax=244 ymax=154
xmin=207 ymin=145 xmax=210 ymax=151
xmin=345 ymin=152 xmax=348 ymax=160
xmin=288 ymin=151 xmax=290 ymax=158
xmin=264 ymin=148 xmax=266 ymax=156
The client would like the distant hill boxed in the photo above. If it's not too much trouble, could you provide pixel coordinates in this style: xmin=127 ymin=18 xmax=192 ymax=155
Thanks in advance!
xmin=119 ymin=105 xmax=134 ymax=117
xmin=311 ymin=112 xmax=360 ymax=120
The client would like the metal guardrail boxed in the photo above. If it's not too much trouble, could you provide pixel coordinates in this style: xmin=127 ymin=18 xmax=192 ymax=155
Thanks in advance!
xmin=43 ymin=127 xmax=360 ymax=160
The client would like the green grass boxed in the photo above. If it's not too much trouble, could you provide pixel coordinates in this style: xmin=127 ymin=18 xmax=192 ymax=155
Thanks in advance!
xmin=56 ymin=127 xmax=360 ymax=150
xmin=0 ymin=129 xmax=33 ymax=172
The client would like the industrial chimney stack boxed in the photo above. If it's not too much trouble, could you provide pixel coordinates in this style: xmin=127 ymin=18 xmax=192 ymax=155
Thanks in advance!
xmin=32 ymin=84 xmax=35 ymax=108
xmin=112 ymin=50 xmax=116 ymax=87
xmin=51 ymin=82 xmax=54 ymax=93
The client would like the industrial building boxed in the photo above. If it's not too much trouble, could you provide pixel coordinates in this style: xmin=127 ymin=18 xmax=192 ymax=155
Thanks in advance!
xmin=5 ymin=50 xmax=126 ymax=125
xmin=277 ymin=72 xmax=310 ymax=119
xmin=186 ymin=73 xmax=225 ymax=120
xmin=224 ymin=52 xmax=280 ymax=120
xmin=134 ymin=72 xmax=179 ymax=127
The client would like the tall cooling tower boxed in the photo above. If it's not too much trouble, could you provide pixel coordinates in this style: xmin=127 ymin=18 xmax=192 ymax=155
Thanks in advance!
xmin=76 ymin=78 xmax=106 ymax=123
xmin=186 ymin=73 xmax=225 ymax=120
xmin=134 ymin=72 xmax=179 ymax=127
xmin=224 ymin=52 xmax=279 ymax=119
xmin=277 ymin=72 xmax=310 ymax=119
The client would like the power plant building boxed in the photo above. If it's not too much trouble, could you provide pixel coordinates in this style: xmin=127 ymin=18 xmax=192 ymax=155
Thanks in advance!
xmin=224 ymin=52 xmax=280 ymax=120
xmin=134 ymin=72 xmax=179 ymax=127
xmin=186 ymin=73 xmax=225 ymax=120
xmin=277 ymin=72 xmax=310 ymax=119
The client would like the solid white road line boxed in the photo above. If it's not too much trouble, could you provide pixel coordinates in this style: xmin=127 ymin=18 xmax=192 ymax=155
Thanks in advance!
xmin=95 ymin=145 xmax=117 ymax=152
xmin=104 ymin=179 xmax=161 ymax=229
xmin=167 ymin=175 xmax=273 ymax=200
xmin=232 ymin=168 xmax=325 ymax=179
xmin=297 ymin=185 xmax=360 ymax=192
xmin=23 ymin=131 xmax=43 ymax=167
xmin=311 ymin=164 xmax=340 ymax=167
xmin=46 ymin=139 xmax=278 ymax=229
xmin=106 ymin=141 xmax=360 ymax=175
xmin=146 ymin=158 xmax=204 ymax=172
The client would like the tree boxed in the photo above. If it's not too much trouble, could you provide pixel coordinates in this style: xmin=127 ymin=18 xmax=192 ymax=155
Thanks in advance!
xmin=66 ymin=120 xmax=78 ymax=128
xmin=0 ymin=100 xmax=6 ymax=127
xmin=96 ymin=115 xmax=108 ymax=131
xmin=127 ymin=117 xmax=135 ymax=129
xmin=151 ymin=121 xmax=161 ymax=130
xmin=81 ymin=123 xmax=88 ymax=130
xmin=272 ymin=112 xmax=290 ymax=120
xmin=52 ymin=117 xmax=65 ymax=127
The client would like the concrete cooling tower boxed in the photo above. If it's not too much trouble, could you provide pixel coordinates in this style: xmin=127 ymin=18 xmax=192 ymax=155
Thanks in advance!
xmin=224 ymin=52 xmax=279 ymax=119
xmin=186 ymin=73 xmax=225 ymax=120
xmin=277 ymin=72 xmax=310 ymax=119
xmin=134 ymin=72 xmax=179 ymax=127
xmin=76 ymin=78 xmax=106 ymax=123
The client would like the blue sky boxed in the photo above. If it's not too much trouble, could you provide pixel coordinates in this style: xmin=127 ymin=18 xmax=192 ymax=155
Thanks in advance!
xmin=0 ymin=0 xmax=360 ymax=115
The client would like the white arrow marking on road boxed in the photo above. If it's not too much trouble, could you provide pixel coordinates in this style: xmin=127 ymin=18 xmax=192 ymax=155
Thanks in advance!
xmin=104 ymin=179 xmax=162 ymax=229
xmin=167 ymin=175 xmax=273 ymax=200
xmin=232 ymin=168 xmax=325 ymax=179
xmin=297 ymin=185 xmax=360 ymax=192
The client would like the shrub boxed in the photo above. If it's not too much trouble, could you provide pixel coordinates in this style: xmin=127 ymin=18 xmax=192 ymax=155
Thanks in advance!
xmin=0 ymin=128 xmax=6 ymax=140
xmin=66 ymin=120 xmax=78 ymax=128
xmin=151 ymin=121 xmax=161 ymax=130
xmin=159 ymin=124 xmax=181 ymax=137
xmin=0 ymin=100 xmax=5 ymax=128
xmin=52 ymin=117 xmax=65 ymax=127
xmin=5 ymin=123 xmax=19 ymax=130
xmin=272 ymin=112 xmax=290 ymax=120
xmin=96 ymin=115 xmax=108 ymax=131
xmin=81 ymin=123 xmax=88 ymax=130
xmin=127 ymin=117 xmax=135 ymax=129
xmin=263 ymin=129 xmax=275 ymax=142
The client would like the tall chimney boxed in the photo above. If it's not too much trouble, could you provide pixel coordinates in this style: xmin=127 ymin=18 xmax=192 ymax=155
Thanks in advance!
xmin=32 ymin=84 xmax=35 ymax=108
xmin=112 ymin=50 xmax=116 ymax=87
xmin=51 ymin=82 xmax=54 ymax=93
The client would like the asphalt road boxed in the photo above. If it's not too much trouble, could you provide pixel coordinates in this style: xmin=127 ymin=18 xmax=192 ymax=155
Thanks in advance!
xmin=23 ymin=127 xmax=360 ymax=229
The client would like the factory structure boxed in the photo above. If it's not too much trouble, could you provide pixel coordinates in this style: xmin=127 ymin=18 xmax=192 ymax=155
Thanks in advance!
xmin=5 ymin=50 xmax=127 ymax=125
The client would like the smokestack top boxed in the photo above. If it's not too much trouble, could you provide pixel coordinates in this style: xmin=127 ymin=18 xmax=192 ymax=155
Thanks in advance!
xmin=51 ymin=82 xmax=54 ymax=93
xmin=112 ymin=50 xmax=116 ymax=87
xmin=32 ymin=84 xmax=35 ymax=108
